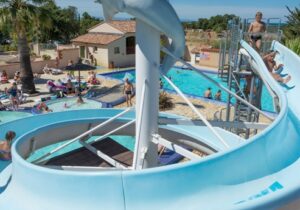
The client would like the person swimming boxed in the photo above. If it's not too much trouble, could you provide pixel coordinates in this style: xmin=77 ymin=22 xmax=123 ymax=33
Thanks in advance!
xmin=204 ymin=87 xmax=212 ymax=99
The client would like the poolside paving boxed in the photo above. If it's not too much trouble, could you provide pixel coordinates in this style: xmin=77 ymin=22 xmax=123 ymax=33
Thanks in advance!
xmin=0 ymin=66 xmax=271 ymax=127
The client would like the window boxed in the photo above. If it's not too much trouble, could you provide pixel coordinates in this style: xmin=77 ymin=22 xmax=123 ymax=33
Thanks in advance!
xmin=114 ymin=47 xmax=120 ymax=54
xmin=126 ymin=36 xmax=135 ymax=55
xmin=93 ymin=47 xmax=98 ymax=52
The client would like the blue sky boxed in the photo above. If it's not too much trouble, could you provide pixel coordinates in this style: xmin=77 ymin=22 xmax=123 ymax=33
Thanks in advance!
xmin=55 ymin=0 xmax=299 ymax=20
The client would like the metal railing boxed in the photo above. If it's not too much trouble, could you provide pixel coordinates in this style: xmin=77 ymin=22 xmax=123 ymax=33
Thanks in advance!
xmin=161 ymin=73 xmax=230 ymax=149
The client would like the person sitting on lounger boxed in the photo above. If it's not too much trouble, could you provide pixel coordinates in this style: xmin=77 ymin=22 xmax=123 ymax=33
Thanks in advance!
xmin=14 ymin=71 xmax=21 ymax=84
xmin=66 ymin=72 xmax=75 ymax=81
xmin=263 ymin=51 xmax=291 ymax=84
xmin=0 ymin=131 xmax=16 ymax=161
xmin=47 ymin=80 xmax=66 ymax=93
xmin=1 ymin=70 xmax=9 ymax=84
xmin=43 ymin=64 xmax=51 ymax=74
xmin=88 ymin=71 xmax=100 ymax=85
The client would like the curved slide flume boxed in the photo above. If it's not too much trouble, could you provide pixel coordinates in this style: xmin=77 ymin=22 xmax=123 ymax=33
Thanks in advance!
xmin=120 ymin=42 xmax=300 ymax=210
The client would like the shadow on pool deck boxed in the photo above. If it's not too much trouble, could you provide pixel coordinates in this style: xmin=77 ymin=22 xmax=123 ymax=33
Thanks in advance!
xmin=175 ymin=102 xmax=205 ymax=109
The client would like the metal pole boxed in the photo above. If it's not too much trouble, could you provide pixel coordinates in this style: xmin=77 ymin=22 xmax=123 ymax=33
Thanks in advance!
xmin=135 ymin=19 xmax=159 ymax=169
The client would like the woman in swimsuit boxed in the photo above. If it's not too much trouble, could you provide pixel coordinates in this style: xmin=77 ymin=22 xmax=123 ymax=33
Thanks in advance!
xmin=7 ymin=82 xmax=19 ymax=110
xmin=0 ymin=131 xmax=16 ymax=161
xmin=0 ymin=70 xmax=8 ymax=84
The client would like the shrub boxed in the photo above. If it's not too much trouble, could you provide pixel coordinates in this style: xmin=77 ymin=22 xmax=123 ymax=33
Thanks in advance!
xmin=285 ymin=38 xmax=300 ymax=56
xmin=42 ymin=54 xmax=51 ymax=60
xmin=159 ymin=92 xmax=174 ymax=110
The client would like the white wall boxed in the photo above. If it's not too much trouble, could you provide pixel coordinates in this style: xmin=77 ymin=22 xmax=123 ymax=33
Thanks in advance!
xmin=107 ymin=33 xmax=135 ymax=68
xmin=93 ymin=47 xmax=109 ymax=67
xmin=0 ymin=48 xmax=80 ymax=78
xmin=89 ymin=23 xmax=123 ymax=35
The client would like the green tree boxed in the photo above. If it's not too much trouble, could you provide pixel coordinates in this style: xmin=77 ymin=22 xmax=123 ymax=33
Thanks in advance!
xmin=183 ymin=14 xmax=238 ymax=31
xmin=37 ymin=2 xmax=80 ymax=43
xmin=0 ymin=0 xmax=52 ymax=93
xmin=79 ymin=12 xmax=102 ymax=35
xmin=284 ymin=5 xmax=300 ymax=39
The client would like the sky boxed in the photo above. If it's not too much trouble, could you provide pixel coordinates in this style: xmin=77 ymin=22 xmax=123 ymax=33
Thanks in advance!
xmin=55 ymin=0 xmax=299 ymax=21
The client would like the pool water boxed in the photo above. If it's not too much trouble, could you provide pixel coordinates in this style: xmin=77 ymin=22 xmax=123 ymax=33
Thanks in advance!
xmin=0 ymin=111 xmax=32 ymax=125
xmin=27 ymin=135 xmax=135 ymax=163
xmin=47 ymin=97 xmax=102 ymax=112
xmin=103 ymin=68 xmax=274 ymax=112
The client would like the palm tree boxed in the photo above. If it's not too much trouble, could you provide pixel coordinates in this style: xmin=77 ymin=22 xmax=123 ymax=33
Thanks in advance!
xmin=0 ymin=0 xmax=52 ymax=94
xmin=285 ymin=6 xmax=300 ymax=39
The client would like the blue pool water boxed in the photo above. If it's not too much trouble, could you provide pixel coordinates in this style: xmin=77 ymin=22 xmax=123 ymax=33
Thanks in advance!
xmin=101 ymin=68 xmax=274 ymax=112
xmin=28 ymin=135 xmax=135 ymax=162
xmin=0 ymin=111 xmax=32 ymax=125
xmin=46 ymin=97 xmax=102 ymax=112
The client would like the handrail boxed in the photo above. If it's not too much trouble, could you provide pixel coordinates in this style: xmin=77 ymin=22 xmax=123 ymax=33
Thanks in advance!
xmin=161 ymin=74 xmax=230 ymax=148
xmin=161 ymin=47 xmax=275 ymax=121
xmin=81 ymin=119 xmax=136 ymax=146
xmin=133 ymin=80 xmax=147 ymax=169
xmin=32 ymin=108 xmax=133 ymax=164
xmin=230 ymin=71 xmax=247 ymax=99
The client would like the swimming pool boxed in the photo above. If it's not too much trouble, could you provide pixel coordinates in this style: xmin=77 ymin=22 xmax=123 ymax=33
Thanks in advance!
xmin=101 ymin=67 xmax=274 ymax=112
xmin=0 ymin=111 xmax=32 ymax=125
xmin=46 ymin=97 xmax=102 ymax=112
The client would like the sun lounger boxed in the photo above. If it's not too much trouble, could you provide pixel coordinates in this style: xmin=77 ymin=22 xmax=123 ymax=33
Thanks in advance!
xmin=43 ymin=67 xmax=51 ymax=74
xmin=0 ymin=99 xmax=11 ymax=110
xmin=50 ymin=68 xmax=63 ymax=75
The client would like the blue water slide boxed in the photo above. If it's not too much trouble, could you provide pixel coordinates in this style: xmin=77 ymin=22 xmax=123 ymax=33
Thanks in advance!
xmin=0 ymin=40 xmax=300 ymax=209
xmin=121 ymin=41 xmax=300 ymax=210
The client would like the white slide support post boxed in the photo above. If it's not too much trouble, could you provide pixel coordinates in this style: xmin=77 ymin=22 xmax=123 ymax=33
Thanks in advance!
xmin=134 ymin=19 xmax=160 ymax=169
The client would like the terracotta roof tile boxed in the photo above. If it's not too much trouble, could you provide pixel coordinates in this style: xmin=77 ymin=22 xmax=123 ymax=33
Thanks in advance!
xmin=107 ymin=20 xmax=136 ymax=33
xmin=71 ymin=34 xmax=122 ymax=45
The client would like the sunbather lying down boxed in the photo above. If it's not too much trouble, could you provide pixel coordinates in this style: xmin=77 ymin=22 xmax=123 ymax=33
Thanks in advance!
xmin=46 ymin=80 xmax=66 ymax=93
xmin=43 ymin=64 xmax=63 ymax=75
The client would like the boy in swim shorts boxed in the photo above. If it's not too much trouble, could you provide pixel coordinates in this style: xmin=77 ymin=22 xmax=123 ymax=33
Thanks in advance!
xmin=248 ymin=12 xmax=266 ymax=51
